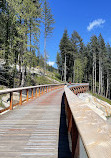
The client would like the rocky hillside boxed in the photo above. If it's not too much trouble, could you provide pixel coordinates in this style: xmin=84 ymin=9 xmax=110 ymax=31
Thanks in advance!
xmin=0 ymin=59 xmax=62 ymax=87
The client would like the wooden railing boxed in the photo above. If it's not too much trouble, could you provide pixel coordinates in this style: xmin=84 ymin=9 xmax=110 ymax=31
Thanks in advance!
xmin=0 ymin=84 xmax=64 ymax=113
xmin=69 ymin=83 xmax=89 ymax=94
xmin=64 ymin=84 xmax=89 ymax=158
xmin=64 ymin=83 xmax=111 ymax=158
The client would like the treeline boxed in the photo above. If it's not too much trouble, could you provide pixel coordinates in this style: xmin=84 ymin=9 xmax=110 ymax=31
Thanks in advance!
xmin=0 ymin=0 xmax=54 ymax=87
xmin=56 ymin=30 xmax=111 ymax=99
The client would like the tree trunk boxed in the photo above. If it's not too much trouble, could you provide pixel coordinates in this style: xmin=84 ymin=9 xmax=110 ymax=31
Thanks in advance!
xmin=44 ymin=34 xmax=46 ymax=75
xmin=98 ymin=56 xmax=101 ymax=94
xmin=61 ymin=66 xmax=63 ymax=81
xmin=73 ymin=60 xmax=75 ymax=83
xmin=21 ymin=32 xmax=26 ymax=87
xmin=64 ymin=53 xmax=66 ymax=82
xmin=109 ymin=86 xmax=110 ymax=99
xmin=30 ymin=19 xmax=32 ymax=53
xmin=95 ymin=54 xmax=96 ymax=93
xmin=21 ymin=65 xmax=25 ymax=87
xmin=93 ymin=56 xmax=94 ymax=93
xmin=5 ymin=12 xmax=9 ymax=67
xmin=77 ymin=66 xmax=78 ymax=83
xmin=101 ymin=62 xmax=103 ymax=95
xmin=106 ymin=70 xmax=109 ymax=98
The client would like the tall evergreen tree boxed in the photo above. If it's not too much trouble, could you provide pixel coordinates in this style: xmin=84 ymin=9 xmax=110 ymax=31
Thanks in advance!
xmin=42 ymin=0 xmax=54 ymax=74
xmin=59 ymin=29 xmax=72 ymax=82
xmin=98 ymin=34 xmax=106 ymax=95
xmin=90 ymin=35 xmax=98 ymax=93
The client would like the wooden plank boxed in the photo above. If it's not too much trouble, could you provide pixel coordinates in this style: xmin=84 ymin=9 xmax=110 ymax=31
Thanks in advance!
xmin=0 ymin=88 xmax=64 ymax=158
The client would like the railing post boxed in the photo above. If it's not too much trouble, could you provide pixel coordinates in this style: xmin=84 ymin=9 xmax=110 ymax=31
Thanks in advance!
xmin=19 ymin=90 xmax=22 ymax=105
xmin=26 ymin=89 xmax=29 ymax=101
xmin=10 ymin=92 xmax=13 ymax=110
xmin=46 ymin=86 xmax=47 ymax=93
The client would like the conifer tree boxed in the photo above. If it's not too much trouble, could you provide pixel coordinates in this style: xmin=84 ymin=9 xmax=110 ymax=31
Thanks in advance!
xmin=90 ymin=35 xmax=98 ymax=93
xmin=98 ymin=34 xmax=106 ymax=95
xmin=59 ymin=29 xmax=72 ymax=82
xmin=42 ymin=0 xmax=54 ymax=74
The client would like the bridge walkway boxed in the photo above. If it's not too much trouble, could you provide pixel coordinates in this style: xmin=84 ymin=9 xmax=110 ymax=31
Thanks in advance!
xmin=0 ymin=88 xmax=64 ymax=158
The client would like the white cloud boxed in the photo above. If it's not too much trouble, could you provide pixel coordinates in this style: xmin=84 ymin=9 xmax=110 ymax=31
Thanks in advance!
xmin=87 ymin=19 xmax=105 ymax=31
xmin=47 ymin=61 xmax=55 ymax=66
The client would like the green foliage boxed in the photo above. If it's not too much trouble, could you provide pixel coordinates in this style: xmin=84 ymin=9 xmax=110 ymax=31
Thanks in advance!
xmin=74 ymin=58 xmax=84 ymax=83
xmin=42 ymin=0 xmax=55 ymax=73
xmin=54 ymin=72 xmax=61 ymax=80
xmin=42 ymin=0 xmax=55 ymax=37
xmin=35 ymin=76 xmax=53 ymax=85
xmin=57 ymin=30 xmax=111 ymax=100
xmin=0 ymin=0 xmax=56 ymax=88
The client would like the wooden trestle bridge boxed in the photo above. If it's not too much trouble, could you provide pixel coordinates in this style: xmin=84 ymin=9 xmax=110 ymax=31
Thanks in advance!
xmin=0 ymin=83 xmax=111 ymax=158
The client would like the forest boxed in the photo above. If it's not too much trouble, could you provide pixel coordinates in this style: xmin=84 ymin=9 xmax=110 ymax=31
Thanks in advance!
xmin=1 ymin=0 xmax=111 ymax=100
xmin=0 ymin=0 xmax=56 ymax=88
xmin=56 ymin=30 xmax=111 ymax=99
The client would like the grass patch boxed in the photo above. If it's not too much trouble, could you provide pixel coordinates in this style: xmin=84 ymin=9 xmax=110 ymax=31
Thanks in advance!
xmin=35 ymin=76 xmax=54 ymax=85
xmin=89 ymin=92 xmax=111 ymax=105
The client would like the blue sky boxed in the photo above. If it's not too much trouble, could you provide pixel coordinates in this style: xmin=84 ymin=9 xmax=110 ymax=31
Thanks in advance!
xmin=40 ymin=0 xmax=111 ymax=68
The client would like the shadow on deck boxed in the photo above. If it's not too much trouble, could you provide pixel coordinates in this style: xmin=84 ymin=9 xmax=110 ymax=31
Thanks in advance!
xmin=58 ymin=94 xmax=72 ymax=158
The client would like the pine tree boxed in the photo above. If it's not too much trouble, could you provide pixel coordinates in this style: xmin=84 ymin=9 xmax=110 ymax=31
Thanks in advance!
xmin=42 ymin=0 xmax=54 ymax=74
xmin=98 ymin=34 xmax=106 ymax=95
xmin=56 ymin=52 xmax=62 ymax=80
xmin=59 ymin=29 xmax=72 ymax=82
xmin=90 ymin=35 xmax=98 ymax=93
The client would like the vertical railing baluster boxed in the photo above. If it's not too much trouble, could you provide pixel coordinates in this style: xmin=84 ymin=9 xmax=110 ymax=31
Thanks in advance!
xmin=10 ymin=92 xmax=13 ymax=110
xmin=26 ymin=89 xmax=29 ymax=101
xmin=19 ymin=90 xmax=22 ymax=105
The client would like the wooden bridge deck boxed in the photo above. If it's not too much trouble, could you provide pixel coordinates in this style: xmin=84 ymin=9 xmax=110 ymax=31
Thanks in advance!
xmin=0 ymin=88 xmax=64 ymax=158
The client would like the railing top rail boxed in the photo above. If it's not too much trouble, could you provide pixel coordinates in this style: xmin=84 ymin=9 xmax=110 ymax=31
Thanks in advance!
xmin=65 ymin=85 xmax=111 ymax=158
xmin=0 ymin=83 xmax=65 ymax=95
xmin=68 ymin=83 xmax=89 ymax=89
